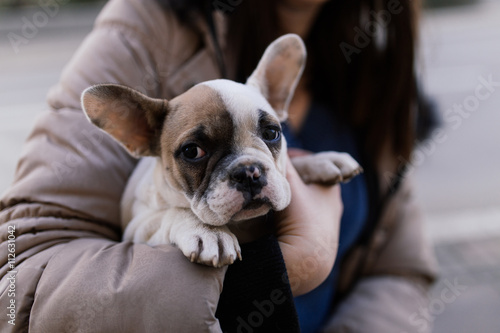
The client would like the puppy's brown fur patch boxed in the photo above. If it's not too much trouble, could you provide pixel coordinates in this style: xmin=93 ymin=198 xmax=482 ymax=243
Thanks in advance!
xmin=160 ymin=85 xmax=235 ymax=197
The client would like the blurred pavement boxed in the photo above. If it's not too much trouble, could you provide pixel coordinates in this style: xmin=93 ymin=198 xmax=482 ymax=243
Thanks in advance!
xmin=414 ymin=2 xmax=500 ymax=332
xmin=0 ymin=1 xmax=499 ymax=332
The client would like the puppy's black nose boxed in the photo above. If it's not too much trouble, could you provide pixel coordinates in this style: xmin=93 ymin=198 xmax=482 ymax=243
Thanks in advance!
xmin=231 ymin=165 xmax=261 ymax=183
xmin=230 ymin=164 xmax=266 ymax=195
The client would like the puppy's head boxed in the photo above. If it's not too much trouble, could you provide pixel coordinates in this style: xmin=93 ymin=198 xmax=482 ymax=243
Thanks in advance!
xmin=81 ymin=34 xmax=306 ymax=226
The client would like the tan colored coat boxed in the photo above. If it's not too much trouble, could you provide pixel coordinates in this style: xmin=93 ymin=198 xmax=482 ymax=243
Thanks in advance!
xmin=0 ymin=0 xmax=437 ymax=331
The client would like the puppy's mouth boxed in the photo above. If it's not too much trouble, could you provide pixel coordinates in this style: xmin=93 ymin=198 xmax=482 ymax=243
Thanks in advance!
xmin=231 ymin=197 xmax=272 ymax=222
xmin=242 ymin=198 xmax=270 ymax=211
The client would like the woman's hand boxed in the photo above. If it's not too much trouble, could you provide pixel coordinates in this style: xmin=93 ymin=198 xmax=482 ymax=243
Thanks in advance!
xmin=275 ymin=149 xmax=343 ymax=296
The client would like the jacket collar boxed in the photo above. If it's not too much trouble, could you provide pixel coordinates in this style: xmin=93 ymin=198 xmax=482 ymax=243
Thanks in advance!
xmin=165 ymin=10 xmax=236 ymax=97
xmin=189 ymin=10 xmax=234 ymax=78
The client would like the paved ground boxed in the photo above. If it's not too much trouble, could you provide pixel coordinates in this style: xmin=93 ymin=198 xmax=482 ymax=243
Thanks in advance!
xmin=414 ymin=4 xmax=500 ymax=332
xmin=1 ymin=1 xmax=499 ymax=332
xmin=431 ymin=237 xmax=500 ymax=332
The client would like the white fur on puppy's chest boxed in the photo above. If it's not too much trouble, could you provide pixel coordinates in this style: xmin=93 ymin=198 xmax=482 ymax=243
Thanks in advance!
xmin=120 ymin=157 xmax=188 ymax=243
xmin=120 ymin=157 xmax=242 ymax=267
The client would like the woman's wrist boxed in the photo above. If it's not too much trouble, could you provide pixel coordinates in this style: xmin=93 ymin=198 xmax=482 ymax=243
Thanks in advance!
xmin=277 ymin=220 xmax=339 ymax=296
xmin=274 ymin=156 xmax=342 ymax=296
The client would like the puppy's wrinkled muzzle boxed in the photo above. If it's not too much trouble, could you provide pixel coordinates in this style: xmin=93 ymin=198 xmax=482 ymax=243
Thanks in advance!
xmin=229 ymin=163 xmax=268 ymax=198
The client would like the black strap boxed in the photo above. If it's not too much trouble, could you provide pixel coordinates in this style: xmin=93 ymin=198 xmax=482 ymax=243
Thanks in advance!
xmin=216 ymin=234 xmax=300 ymax=333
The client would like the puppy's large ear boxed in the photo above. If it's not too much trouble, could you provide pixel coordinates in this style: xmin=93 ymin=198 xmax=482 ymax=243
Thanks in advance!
xmin=81 ymin=84 xmax=166 ymax=157
xmin=246 ymin=34 xmax=306 ymax=121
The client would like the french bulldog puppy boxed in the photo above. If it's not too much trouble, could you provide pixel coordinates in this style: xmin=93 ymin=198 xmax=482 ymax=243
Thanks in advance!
xmin=81 ymin=34 xmax=362 ymax=267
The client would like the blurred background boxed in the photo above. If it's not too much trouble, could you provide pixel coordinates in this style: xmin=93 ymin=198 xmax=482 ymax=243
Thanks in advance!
xmin=1 ymin=0 xmax=499 ymax=331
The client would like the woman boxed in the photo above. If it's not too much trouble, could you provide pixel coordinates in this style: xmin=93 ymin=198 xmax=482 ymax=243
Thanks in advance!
xmin=0 ymin=0 xmax=437 ymax=332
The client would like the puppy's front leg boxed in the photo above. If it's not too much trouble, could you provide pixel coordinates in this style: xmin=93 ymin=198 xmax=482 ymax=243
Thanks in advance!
xmin=292 ymin=152 xmax=363 ymax=185
xmin=147 ymin=208 xmax=242 ymax=267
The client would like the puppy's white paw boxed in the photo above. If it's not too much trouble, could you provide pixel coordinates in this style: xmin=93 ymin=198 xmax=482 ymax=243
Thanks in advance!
xmin=140 ymin=209 xmax=242 ymax=267
xmin=172 ymin=223 xmax=242 ymax=268
xmin=292 ymin=151 xmax=363 ymax=185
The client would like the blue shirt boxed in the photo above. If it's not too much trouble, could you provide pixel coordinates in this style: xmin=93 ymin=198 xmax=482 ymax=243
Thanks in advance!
xmin=283 ymin=102 xmax=369 ymax=333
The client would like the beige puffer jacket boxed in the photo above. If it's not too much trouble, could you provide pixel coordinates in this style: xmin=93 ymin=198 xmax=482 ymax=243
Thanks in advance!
xmin=0 ymin=0 xmax=437 ymax=331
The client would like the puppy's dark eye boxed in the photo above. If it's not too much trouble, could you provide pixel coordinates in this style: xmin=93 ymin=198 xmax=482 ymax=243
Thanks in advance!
xmin=181 ymin=144 xmax=206 ymax=160
xmin=262 ymin=127 xmax=281 ymax=142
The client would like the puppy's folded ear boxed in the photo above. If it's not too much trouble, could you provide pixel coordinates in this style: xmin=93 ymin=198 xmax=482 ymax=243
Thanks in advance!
xmin=246 ymin=34 xmax=306 ymax=121
xmin=81 ymin=84 xmax=167 ymax=157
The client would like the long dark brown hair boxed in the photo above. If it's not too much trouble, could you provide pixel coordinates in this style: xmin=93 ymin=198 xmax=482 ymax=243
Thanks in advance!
xmin=161 ymin=0 xmax=424 ymax=168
